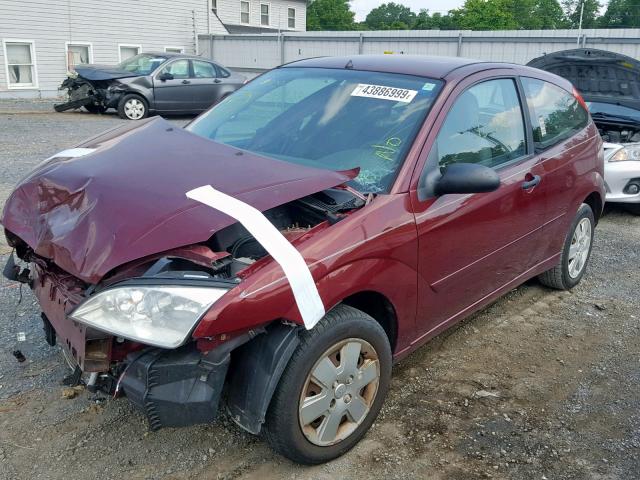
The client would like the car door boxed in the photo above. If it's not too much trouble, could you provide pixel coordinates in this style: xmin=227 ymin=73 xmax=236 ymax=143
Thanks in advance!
xmin=188 ymin=60 xmax=227 ymax=111
xmin=519 ymin=76 xmax=594 ymax=261
xmin=410 ymin=74 xmax=549 ymax=340
xmin=152 ymin=59 xmax=195 ymax=112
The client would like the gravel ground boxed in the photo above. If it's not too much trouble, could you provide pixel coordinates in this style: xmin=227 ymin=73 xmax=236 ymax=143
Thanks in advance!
xmin=1 ymin=110 xmax=639 ymax=479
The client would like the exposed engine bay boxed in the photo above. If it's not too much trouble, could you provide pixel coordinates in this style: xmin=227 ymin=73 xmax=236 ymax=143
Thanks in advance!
xmin=134 ymin=188 xmax=366 ymax=282
xmin=596 ymin=122 xmax=640 ymax=144
xmin=54 ymin=74 xmax=126 ymax=113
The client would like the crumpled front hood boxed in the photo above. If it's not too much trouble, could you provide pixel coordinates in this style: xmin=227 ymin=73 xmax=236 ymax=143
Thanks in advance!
xmin=1 ymin=117 xmax=353 ymax=283
xmin=74 ymin=64 xmax=139 ymax=81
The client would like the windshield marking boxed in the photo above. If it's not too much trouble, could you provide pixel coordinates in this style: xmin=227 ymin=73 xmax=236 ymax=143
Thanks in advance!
xmin=351 ymin=83 xmax=418 ymax=103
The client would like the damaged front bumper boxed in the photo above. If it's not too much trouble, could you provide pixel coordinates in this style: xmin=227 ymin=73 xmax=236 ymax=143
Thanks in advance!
xmin=53 ymin=75 xmax=124 ymax=113
xmin=119 ymin=335 xmax=249 ymax=430
xmin=2 ymin=250 xmax=269 ymax=431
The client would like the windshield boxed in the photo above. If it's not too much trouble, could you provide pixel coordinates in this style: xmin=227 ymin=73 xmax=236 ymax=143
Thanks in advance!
xmin=118 ymin=54 xmax=168 ymax=75
xmin=587 ymin=101 xmax=640 ymax=123
xmin=187 ymin=67 xmax=442 ymax=193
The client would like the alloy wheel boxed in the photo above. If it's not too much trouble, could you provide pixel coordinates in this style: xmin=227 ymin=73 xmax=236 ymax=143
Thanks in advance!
xmin=124 ymin=98 xmax=145 ymax=120
xmin=298 ymin=338 xmax=380 ymax=446
xmin=568 ymin=217 xmax=592 ymax=279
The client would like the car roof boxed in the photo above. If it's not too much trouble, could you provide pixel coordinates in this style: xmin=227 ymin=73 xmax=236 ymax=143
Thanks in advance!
xmin=282 ymin=55 xmax=512 ymax=79
xmin=143 ymin=52 xmax=216 ymax=61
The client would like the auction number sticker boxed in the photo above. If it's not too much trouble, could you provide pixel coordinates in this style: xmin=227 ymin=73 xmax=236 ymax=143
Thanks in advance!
xmin=351 ymin=84 xmax=417 ymax=103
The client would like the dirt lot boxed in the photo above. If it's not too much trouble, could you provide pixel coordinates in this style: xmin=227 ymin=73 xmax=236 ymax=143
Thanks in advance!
xmin=1 ymin=109 xmax=639 ymax=480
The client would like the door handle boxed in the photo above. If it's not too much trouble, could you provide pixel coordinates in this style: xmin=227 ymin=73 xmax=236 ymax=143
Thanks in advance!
xmin=182 ymin=79 xmax=191 ymax=85
xmin=214 ymin=78 xmax=222 ymax=83
xmin=522 ymin=174 xmax=541 ymax=190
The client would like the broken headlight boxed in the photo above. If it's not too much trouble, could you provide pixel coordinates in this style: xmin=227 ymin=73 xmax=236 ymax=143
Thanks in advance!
xmin=70 ymin=285 xmax=227 ymax=349
xmin=609 ymin=143 xmax=640 ymax=162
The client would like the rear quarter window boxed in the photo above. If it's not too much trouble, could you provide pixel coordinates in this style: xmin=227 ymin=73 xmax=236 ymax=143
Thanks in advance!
xmin=521 ymin=77 xmax=589 ymax=150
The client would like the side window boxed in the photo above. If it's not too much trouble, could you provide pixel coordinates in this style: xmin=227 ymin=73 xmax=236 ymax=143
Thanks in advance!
xmin=192 ymin=60 xmax=216 ymax=78
xmin=215 ymin=64 xmax=231 ymax=78
xmin=158 ymin=59 xmax=189 ymax=79
xmin=435 ymin=78 xmax=526 ymax=169
xmin=521 ymin=77 xmax=589 ymax=150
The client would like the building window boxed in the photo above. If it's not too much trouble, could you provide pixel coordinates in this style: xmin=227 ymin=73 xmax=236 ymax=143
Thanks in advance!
xmin=164 ymin=46 xmax=185 ymax=54
xmin=212 ymin=0 xmax=217 ymax=14
xmin=260 ymin=4 xmax=269 ymax=25
xmin=3 ymin=40 xmax=37 ymax=88
xmin=66 ymin=43 xmax=92 ymax=72
xmin=119 ymin=45 xmax=141 ymax=62
xmin=288 ymin=8 xmax=296 ymax=28
xmin=241 ymin=1 xmax=250 ymax=23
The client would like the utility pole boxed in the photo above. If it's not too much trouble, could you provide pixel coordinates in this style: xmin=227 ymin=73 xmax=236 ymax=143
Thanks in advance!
xmin=576 ymin=0 xmax=585 ymax=46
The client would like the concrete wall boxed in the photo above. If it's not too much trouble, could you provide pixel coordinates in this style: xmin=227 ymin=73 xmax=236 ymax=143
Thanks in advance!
xmin=0 ymin=0 xmax=212 ymax=98
xmin=199 ymin=28 xmax=640 ymax=78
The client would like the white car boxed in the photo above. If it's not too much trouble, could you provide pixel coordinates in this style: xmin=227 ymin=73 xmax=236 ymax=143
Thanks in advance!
xmin=603 ymin=141 xmax=640 ymax=214
xmin=528 ymin=48 xmax=640 ymax=215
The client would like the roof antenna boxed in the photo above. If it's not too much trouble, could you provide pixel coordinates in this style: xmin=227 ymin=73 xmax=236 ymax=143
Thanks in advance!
xmin=345 ymin=59 xmax=354 ymax=70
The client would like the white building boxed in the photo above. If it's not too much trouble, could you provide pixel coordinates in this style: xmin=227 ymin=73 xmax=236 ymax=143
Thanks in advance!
xmin=0 ymin=0 xmax=306 ymax=98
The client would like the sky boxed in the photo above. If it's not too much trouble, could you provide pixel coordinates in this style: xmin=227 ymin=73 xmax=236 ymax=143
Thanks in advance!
xmin=351 ymin=0 xmax=466 ymax=21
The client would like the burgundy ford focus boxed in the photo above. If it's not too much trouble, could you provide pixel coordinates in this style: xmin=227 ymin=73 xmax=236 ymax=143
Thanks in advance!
xmin=2 ymin=55 xmax=604 ymax=464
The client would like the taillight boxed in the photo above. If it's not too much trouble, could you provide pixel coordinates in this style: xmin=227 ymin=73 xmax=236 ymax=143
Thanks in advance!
xmin=573 ymin=86 xmax=589 ymax=111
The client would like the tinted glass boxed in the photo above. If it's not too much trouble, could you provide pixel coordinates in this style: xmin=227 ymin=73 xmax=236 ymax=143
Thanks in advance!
xmin=119 ymin=54 xmax=167 ymax=75
xmin=192 ymin=60 xmax=216 ymax=78
xmin=521 ymin=77 xmax=589 ymax=150
xmin=435 ymin=79 xmax=526 ymax=169
xmin=215 ymin=65 xmax=231 ymax=78
xmin=159 ymin=60 xmax=189 ymax=79
xmin=188 ymin=67 xmax=443 ymax=193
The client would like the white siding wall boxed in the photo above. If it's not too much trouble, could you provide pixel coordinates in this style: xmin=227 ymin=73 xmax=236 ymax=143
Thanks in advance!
xmin=0 ymin=0 xmax=216 ymax=98
xmin=216 ymin=0 xmax=306 ymax=31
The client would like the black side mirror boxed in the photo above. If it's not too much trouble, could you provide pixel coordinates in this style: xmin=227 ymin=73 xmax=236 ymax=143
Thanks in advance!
xmin=435 ymin=162 xmax=500 ymax=196
xmin=159 ymin=72 xmax=174 ymax=81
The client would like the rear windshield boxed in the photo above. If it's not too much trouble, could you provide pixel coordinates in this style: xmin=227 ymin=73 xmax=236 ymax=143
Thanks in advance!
xmin=118 ymin=54 xmax=167 ymax=75
xmin=187 ymin=67 xmax=442 ymax=193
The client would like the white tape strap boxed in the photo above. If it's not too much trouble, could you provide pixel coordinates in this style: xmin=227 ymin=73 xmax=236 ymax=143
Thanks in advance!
xmin=48 ymin=148 xmax=96 ymax=159
xmin=186 ymin=185 xmax=326 ymax=330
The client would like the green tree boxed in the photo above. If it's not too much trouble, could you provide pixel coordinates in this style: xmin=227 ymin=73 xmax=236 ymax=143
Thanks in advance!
xmin=562 ymin=0 xmax=602 ymax=28
xmin=600 ymin=0 xmax=640 ymax=27
xmin=306 ymin=0 xmax=356 ymax=30
xmin=365 ymin=2 xmax=416 ymax=30
xmin=412 ymin=9 xmax=461 ymax=29
xmin=532 ymin=0 xmax=567 ymax=28
xmin=455 ymin=0 xmax=519 ymax=30
xmin=512 ymin=0 xmax=567 ymax=29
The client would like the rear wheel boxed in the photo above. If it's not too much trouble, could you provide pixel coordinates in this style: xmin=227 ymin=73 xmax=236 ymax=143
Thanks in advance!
xmin=117 ymin=94 xmax=148 ymax=120
xmin=538 ymin=203 xmax=594 ymax=290
xmin=263 ymin=305 xmax=392 ymax=464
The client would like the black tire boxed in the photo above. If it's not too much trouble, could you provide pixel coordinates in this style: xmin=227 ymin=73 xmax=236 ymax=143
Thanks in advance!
xmin=84 ymin=103 xmax=106 ymax=114
xmin=117 ymin=94 xmax=148 ymax=120
xmin=625 ymin=204 xmax=640 ymax=216
xmin=538 ymin=203 xmax=595 ymax=290
xmin=263 ymin=305 xmax=392 ymax=464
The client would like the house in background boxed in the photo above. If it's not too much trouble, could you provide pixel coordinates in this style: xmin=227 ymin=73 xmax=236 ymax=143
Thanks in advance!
xmin=0 ymin=0 xmax=306 ymax=99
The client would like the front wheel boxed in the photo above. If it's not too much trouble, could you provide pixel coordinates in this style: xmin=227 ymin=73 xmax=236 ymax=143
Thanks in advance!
xmin=263 ymin=305 xmax=392 ymax=464
xmin=538 ymin=203 xmax=595 ymax=290
xmin=117 ymin=94 xmax=148 ymax=120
